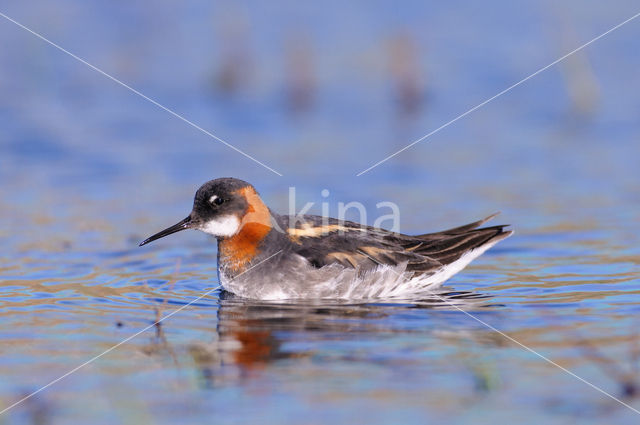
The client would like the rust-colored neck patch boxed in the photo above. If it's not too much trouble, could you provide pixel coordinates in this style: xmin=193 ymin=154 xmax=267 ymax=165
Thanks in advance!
xmin=219 ymin=186 xmax=272 ymax=272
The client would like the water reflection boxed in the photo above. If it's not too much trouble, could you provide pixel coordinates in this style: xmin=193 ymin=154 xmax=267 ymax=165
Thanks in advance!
xmin=119 ymin=280 xmax=640 ymax=420
xmin=177 ymin=289 xmax=494 ymax=389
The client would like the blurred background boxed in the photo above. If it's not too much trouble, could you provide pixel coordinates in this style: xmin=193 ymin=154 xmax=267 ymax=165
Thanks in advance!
xmin=0 ymin=1 xmax=639 ymax=424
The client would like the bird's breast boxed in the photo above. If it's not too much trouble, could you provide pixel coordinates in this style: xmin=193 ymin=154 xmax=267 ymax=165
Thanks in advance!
xmin=218 ymin=222 xmax=272 ymax=273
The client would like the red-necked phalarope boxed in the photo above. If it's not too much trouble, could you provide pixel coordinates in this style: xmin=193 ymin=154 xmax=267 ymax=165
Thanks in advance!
xmin=139 ymin=178 xmax=513 ymax=300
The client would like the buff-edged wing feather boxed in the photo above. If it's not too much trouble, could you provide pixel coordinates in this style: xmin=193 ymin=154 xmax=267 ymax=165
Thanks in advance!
xmin=281 ymin=213 xmax=512 ymax=275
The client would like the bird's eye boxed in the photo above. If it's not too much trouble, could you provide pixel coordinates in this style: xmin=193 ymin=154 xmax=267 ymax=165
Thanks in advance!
xmin=210 ymin=196 xmax=224 ymax=206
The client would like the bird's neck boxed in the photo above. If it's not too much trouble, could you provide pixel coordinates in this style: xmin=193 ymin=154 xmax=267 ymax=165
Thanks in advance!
xmin=218 ymin=187 xmax=273 ymax=273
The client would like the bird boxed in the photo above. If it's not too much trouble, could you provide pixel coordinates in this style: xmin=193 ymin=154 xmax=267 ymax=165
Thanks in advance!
xmin=139 ymin=178 xmax=512 ymax=300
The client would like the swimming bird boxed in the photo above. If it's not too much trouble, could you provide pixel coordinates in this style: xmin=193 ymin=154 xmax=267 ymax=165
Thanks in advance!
xmin=139 ymin=178 xmax=512 ymax=300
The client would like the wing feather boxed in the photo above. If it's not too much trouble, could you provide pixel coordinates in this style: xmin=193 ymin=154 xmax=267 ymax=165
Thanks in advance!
xmin=282 ymin=213 xmax=510 ymax=275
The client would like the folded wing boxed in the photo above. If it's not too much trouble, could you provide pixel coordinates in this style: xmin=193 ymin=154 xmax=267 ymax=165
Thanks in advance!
xmin=286 ymin=213 xmax=511 ymax=275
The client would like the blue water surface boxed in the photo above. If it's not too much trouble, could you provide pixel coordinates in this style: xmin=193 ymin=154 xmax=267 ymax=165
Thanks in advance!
xmin=0 ymin=1 xmax=639 ymax=424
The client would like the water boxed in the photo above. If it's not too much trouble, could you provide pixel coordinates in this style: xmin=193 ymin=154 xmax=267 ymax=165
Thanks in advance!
xmin=1 ymin=1 xmax=640 ymax=423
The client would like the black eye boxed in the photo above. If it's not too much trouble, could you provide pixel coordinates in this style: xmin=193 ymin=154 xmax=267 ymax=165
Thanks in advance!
xmin=212 ymin=197 xmax=224 ymax=206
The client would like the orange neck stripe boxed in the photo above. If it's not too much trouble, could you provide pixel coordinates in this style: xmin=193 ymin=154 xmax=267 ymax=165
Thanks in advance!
xmin=219 ymin=187 xmax=272 ymax=272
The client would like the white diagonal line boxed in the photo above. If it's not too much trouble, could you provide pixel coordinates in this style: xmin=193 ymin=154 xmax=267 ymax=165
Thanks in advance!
xmin=356 ymin=251 xmax=640 ymax=415
xmin=0 ymin=249 xmax=282 ymax=416
xmin=357 ymin=11 xmax=640 ymax=176
xmin=0 ymin=11 xmax=283 ymax=177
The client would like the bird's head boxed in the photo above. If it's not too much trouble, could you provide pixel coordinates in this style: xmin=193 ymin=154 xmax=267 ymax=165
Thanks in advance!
xmin=139 ymin=178 xmax=270 ymax=246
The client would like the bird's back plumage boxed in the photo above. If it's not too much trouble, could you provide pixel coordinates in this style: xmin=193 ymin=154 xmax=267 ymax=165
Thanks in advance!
xmin=280 ymin=212 xmax=511 ymax=277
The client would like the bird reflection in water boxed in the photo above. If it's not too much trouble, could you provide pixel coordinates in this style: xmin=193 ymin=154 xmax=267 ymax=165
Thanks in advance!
xmin=184 ymin=288 xmax=493 ymax=389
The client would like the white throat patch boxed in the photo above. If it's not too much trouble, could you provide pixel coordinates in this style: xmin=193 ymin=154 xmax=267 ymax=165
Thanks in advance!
xmin=199 ymin=215 xmax=241 ymax=238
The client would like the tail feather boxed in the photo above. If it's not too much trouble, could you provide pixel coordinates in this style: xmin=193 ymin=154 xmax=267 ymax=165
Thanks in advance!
xmin=410 ymin=229 xmax=512 ymax=282
xmin=416 ymin=212 xmax=501 ymax=239
xmin=426 ymin=228 xmax=512 ymax=264
xmin=407 ymin=215 xmax=512 ymax=273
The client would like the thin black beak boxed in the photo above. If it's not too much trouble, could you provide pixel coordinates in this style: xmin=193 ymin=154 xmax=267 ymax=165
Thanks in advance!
xmin=139 ymin=216 xmax=192 ymax=247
